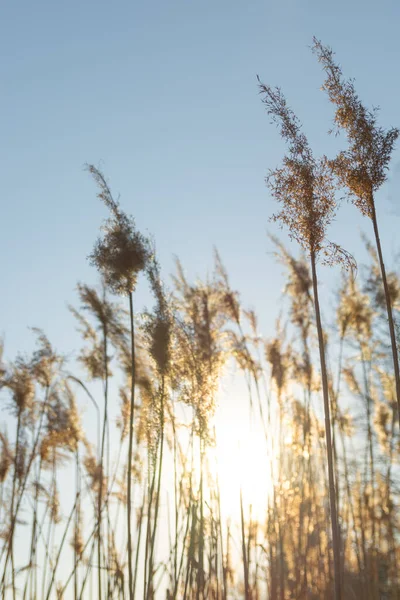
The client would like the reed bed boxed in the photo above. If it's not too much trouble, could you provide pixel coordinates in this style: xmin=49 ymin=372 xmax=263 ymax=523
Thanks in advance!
xmin=1 ymin=40 xmax=400 ymax=599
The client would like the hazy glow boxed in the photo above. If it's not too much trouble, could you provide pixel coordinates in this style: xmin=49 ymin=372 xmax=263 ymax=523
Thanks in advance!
xmin=212 ymin=414 xmax=273 ymax=524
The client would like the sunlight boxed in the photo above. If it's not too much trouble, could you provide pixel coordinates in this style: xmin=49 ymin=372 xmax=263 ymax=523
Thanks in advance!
xmin=212 ymin=414 xmax=273 ymax=525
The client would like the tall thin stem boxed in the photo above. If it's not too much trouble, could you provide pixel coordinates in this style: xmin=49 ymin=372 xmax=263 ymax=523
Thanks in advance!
xmin=371 ymin=202 xmax=400 ymax=423
xmin=127 ymin=291 xmax=135 ymax=600
xmin=310 ymin=252 xmax=341 ymax=600
xmin=197 ymin=437 xmax=205 ymax=600
xmin=147 ymin=378 xmax=165 ymax=600
xmin=6 ymin=410 xmax=21 ymax=600
xmin=240 ymin=489 xmax=250 ymax=600
xmin=97 ymin=320 xmax=109 ymax=600
xmin=74 ymin=449 xmax=80 ymax=600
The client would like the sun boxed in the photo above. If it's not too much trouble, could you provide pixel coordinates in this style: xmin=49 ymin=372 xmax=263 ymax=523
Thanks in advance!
xmin=210 ymin=411 xmax=274 ymax=525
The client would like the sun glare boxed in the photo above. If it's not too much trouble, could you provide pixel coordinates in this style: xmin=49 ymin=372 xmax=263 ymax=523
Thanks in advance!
xmin=211 ymin=414 xmax=274 ymax=525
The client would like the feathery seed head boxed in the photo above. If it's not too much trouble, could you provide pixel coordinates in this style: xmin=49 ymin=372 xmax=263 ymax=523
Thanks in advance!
xmin=312 ymin=38 xmax=399 ymax=215
xmin=30 ymin=329 xmax=63 ymax=388
xmin=265 ymin=334 xmax=289 ymax=397
xmin=40 ymin=386 xmax=82 ymax=463
xmin=259 ymin=81 xmax=347 ymax=265
xmin=116 ymin=387 xmax=130 ymax=441
xmin=145 ymin=253 xmax=172 ymax=376
xmin=374 ymin=402 xmax=391 ymax=452
xmin=4 ymin=364 xmax=35 ymax=414
xmin=87 ymin=165 xmax=150 ymax=295
xmin=363 ymin=240 xmax=400 ymax=311
xmin=337 ymin=274 xmax=373 ymax=339
xmin=83 ymin=441 xmax=104 ymax=494
xmin=0 ymin=432 xmax=12 ymax=483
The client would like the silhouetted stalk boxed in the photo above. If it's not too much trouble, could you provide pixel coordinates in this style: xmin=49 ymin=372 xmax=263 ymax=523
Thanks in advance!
xmin=74 ymin=449 xmax=80 ymax=600
xmin=144 ymin=444 xmax=158 ymax=599
xmin=23 ymin=452 xmax=43 ymax=600
xmin=0 ymin=480 xmax=3 ymax=534
xmin=329 ymin=347 xmax=345 ymax=591
xmin=106 ymin=441 xmax=126 ymax=598
xmin=225 ymin=525 xmax=231 ymax=600
xmin=107 ymin=499 xmax=125 ymax=598
xmin=79 ymin=535 xmax=97 ymax=600
xmin=132 ymin=500 xmax=144 ymax=599
xmin=265 ymin=370 xmax=279 ymax=599
xmin=1 ymin=385 xmax=49 ymax=596
xmin=252 ymin=525 xmax=259 ymax=600
xmin=45 ymin=493 xmax=78 ymax=600
xmin=357 ymin=483 xmax=368 ymax=590
xmin=174 ymin=423 xmax=196 ymax=598
xmin=268 ymin=490 xmax=278 ymax=597
xmin=213 ymin=508 xmax=220 ymax=600
xmin=331 ymin=337 xmax=344 ymax=515
xmin=332 ymin=323 xmax=362 ymax=582
xmin=215 ymin=468 xmax=226 ymax=600
xmin=173 ymin=462 xmax=193 ymax=599
xmin=314 ymin=409 xmax=335 ymax=589
xmin=370 ymin=203 xmax=400 ymax=422
xmin=172 ymin=414 xmax=179 ymax=596
xmin=147 ymin=378 xmax=165 ymax=600
xmin=106 ymin=507 xmax=124 ymax=600
xmin=277 ymin=395 xmax=285 ymax=600
xmin=63 ymin=521 xmax=96 ymax=599
xmin=103 ymin=435 xmax=124 ymax=595
xmin=359 ymin=340 xmax=377 ymax=595
xmin=173 ymin=502 xmax=191 ymax=599
xmin=62 ymin=518 xmax=95 ymax=596
xmin=127 ymin=291 xmax=135 ymax=600
xmin=87 ymin=164 xmax=150 ymax=598
xmin=6 ymin=410 xmax=21 ymax=600
xmin=295 ymin=316 xmax=313 ymax=594
xmin=311 ymin=252 xmax=341 ymax=600
xmin=97 ymin=320 xmax=109 ymax=600
xmin=41 ymin=456 xmax=57 ymax=600
xmin=197 ymin=437 xmax=205 ymax=600
xmin=386 ymin=405 xmax=398 ymax=588
xmin=313 ymin=40 xmax=400 ymax=430
xmin=184 ymin=504 xmax=197 ymax=599
xmin=246 ymin=505 xmax=252 ymax=597
xmin=67 ymin=376 xmax=100 ymax=455
xmin=62 ymin=444 xmax=125 ymax=599
xmin=240 ymin=490 xmax=250 ymax=600
xmin=27 ymin=496 xmax=51 ymax=597
xmin=341 ymin=435 xmax=362 ymax=575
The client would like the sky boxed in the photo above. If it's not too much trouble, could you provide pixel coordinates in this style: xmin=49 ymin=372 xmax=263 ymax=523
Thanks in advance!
xmin=1 ymin=0 xmax=400 ymax=361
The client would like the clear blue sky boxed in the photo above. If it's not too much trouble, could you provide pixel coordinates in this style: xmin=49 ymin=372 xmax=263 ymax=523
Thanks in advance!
xmin=1 ymin=0 xmax=400 ymax=358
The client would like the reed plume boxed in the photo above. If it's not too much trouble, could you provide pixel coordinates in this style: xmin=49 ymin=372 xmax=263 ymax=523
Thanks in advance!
xmin=312 ymin=38 xmax=400 ymax=426
xmin=258 ymin=79 xmax=352 ymax=600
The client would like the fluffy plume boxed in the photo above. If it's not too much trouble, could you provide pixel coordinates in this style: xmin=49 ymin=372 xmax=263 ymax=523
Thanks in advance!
xmin=87 ymin=165 xmax=150 ymax=295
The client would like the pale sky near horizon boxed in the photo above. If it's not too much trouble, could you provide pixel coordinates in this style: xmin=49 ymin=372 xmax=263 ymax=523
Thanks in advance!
xmin=1 ymin=0 xmax=400 ymax=361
